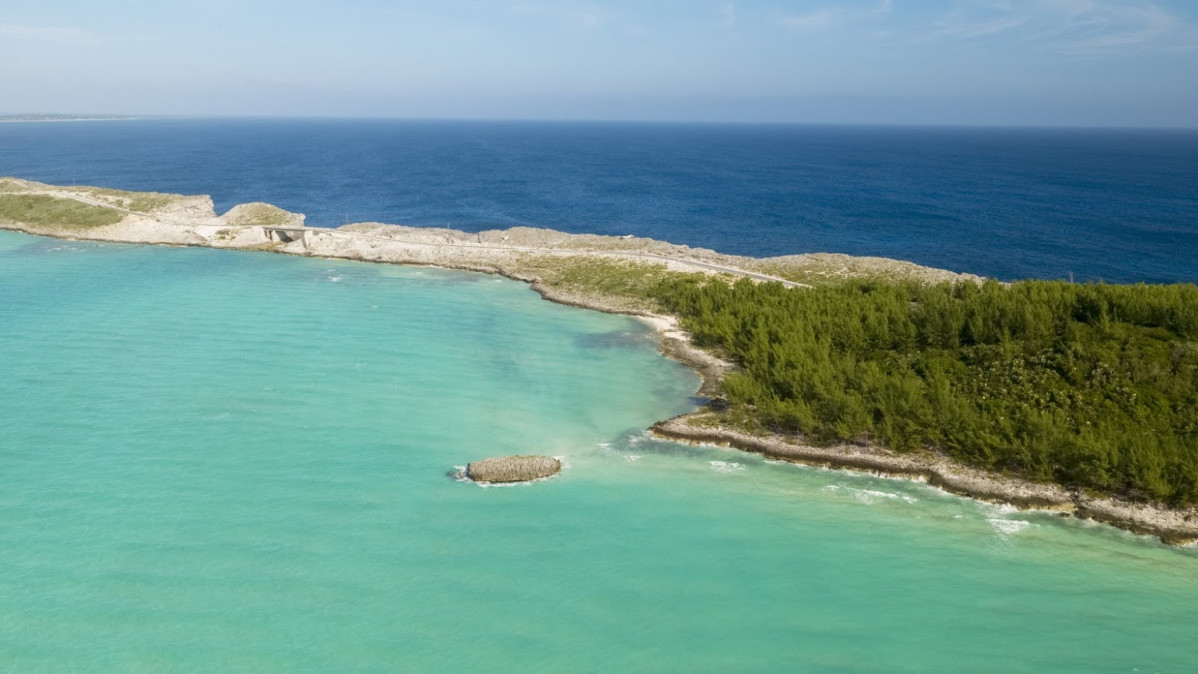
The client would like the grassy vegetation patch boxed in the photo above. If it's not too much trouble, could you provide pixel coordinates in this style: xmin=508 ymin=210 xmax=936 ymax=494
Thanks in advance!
xmin=79 ymin=187 xmax=179 ymax=213
xmin=752 ymin=256 xmax=975 ymax=287
xmin=0 ymin=194 xmax=124 ymax=229
xmin=656 ymin=277 xmax=1198 ymax=505
xmin=753 ymin=261 xmax=903 ymax=286
xmin=524 ymin=256 xmax=710 ymax=309
xmin=226 ymin=203 xmax=297 ymax=226
xmin=0 ymin=178 xmax=28 ymax=194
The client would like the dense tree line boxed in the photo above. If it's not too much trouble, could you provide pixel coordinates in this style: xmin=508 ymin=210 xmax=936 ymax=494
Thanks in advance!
xmin=654 ymin=278 xmax=1198 ymax=505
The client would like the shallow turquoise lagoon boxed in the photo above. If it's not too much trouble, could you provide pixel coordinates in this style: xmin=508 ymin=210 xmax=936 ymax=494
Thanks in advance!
xmin=1 ymin=229 xmax=1196 ymax=672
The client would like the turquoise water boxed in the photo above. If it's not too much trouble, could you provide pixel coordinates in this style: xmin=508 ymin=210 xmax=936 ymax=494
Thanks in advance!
xmin=1 ymin=229 xmax=1196 ymax=671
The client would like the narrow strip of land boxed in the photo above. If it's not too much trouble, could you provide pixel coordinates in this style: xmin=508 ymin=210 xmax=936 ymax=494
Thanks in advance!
xmin=21 ymin=184 xmax=805 ymax=287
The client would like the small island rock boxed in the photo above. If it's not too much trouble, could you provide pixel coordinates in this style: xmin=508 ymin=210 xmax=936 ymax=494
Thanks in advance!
xmin=466 ymin=455 xmax=561 ymax=483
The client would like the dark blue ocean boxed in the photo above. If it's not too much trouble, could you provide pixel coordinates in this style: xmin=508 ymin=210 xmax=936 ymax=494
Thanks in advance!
xmin=1 ymin=118 xmax=1194 ymax=283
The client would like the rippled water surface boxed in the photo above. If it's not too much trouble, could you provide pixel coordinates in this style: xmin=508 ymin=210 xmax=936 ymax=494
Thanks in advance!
xmin=1 ymin=230 xmax=1196 ymax=671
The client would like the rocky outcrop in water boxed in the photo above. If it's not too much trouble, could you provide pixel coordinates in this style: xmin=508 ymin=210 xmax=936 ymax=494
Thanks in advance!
xmin=466 ymin=455 xmax=562 ymax=483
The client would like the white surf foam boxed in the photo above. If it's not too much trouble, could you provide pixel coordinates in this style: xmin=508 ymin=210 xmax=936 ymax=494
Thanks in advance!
xmin=988 ymin=518 xmax=1032 ymax=536
xmin=824 ymin=485 xmax=918 ymax=504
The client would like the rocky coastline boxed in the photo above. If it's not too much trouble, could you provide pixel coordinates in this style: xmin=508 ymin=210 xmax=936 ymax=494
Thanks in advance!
xmin=651 ymin=415 xmax=1198 ymax=546
xmin=3 ymin=177 xmax=1195 ymax=545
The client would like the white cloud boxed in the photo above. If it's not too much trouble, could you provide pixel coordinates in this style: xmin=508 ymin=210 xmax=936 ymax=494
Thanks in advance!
xmin=720 ymin=2 xmax=737 ymax=28
xmin=1059 ymin=3 xmax=1175 ymax=53
xmin=781 ymin=9 xmax=836 ymax=30
xmin=0 ymin=22 xmax=101 ymax=45
xmin=0 ymin=21 xmax=153 ymax=47
xmin=917 ymin=0 xmax=1194 ymax=54
xmin=780 ymin=0 xmax=893 ymax=32
xmin=502 ymin=1 xmax=612 ymax=30
xmin=931 ymin=16 xmax=1028 ymax=39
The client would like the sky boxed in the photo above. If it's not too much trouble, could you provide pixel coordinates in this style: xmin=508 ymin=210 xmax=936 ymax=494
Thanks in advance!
xmin=2 ymin=0 xmax=1196 ymax=126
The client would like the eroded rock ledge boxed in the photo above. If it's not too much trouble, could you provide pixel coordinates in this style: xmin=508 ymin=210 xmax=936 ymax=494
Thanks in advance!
xmin=651 ymin=414 xmax=1198 ymax=546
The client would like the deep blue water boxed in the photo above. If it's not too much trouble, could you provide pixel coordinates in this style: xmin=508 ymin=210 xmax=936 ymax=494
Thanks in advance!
xmin=1 ymin=118 xmax=1194 ymax=283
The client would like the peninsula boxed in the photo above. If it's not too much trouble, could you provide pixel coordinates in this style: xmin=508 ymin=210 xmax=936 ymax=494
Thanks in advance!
xmin=2 ymin=177 xmax=1195 ymax=545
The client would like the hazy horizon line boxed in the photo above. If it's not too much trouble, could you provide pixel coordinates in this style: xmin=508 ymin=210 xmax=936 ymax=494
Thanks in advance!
xmin=2 ymin=113 xmax=1197 ymax=132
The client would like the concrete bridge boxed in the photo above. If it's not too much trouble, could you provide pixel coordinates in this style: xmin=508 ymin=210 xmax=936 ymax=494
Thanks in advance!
xmin=262 ymin=226 xmax=311 ymax=244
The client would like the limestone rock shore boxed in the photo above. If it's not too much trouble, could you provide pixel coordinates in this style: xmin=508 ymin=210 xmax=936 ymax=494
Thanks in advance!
xmin=0 ymin=177 xmax=979 ymax=293
xmin=651 ymin=414 xmax=1198 ymax=546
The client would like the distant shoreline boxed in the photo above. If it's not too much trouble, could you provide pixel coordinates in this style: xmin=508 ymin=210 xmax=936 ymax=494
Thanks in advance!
xmin=0 ymin=115 xmax=136 ymax=123
xmin=2 ymin=177 xmax=1194 ymax=546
